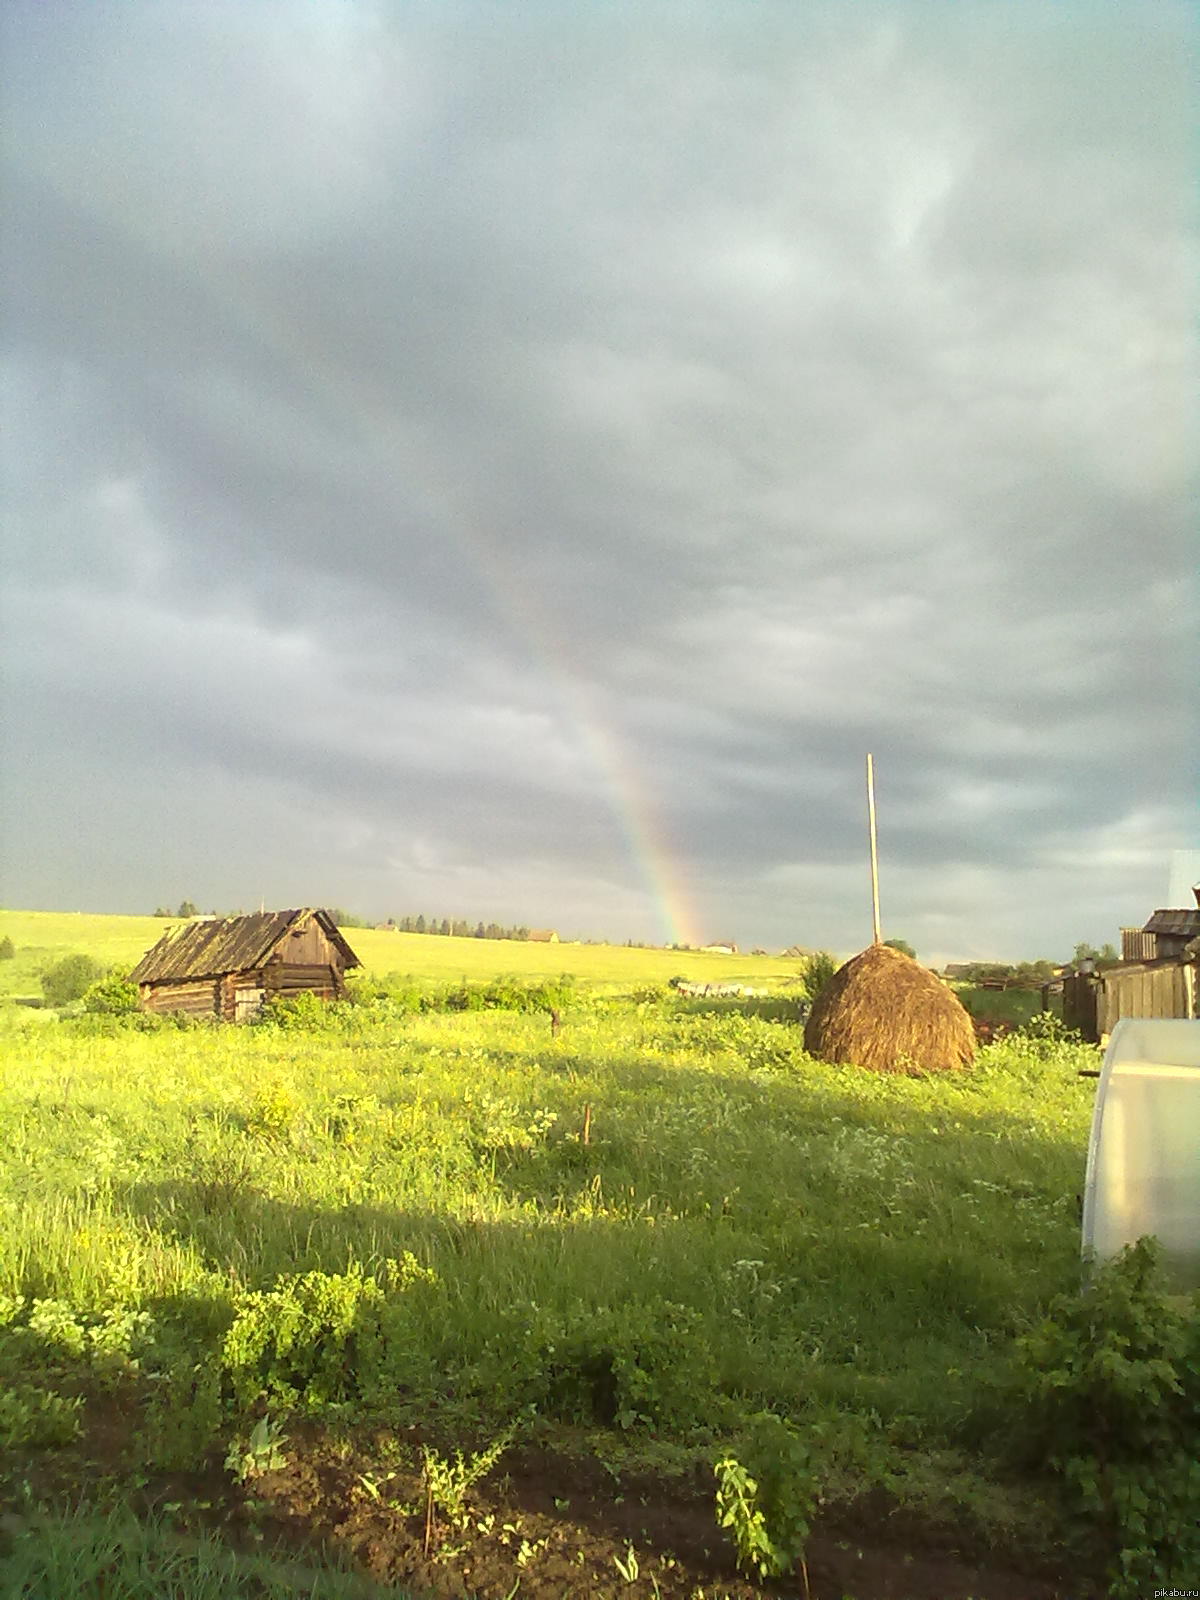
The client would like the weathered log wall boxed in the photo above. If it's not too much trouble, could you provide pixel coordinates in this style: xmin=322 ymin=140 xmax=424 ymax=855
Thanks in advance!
xmin=140 ymin=979 xmax=220 ymax=1017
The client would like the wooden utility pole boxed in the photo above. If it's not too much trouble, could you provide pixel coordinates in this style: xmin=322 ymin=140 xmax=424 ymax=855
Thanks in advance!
xmin=866 ymin=752 xmax=882 ymax=945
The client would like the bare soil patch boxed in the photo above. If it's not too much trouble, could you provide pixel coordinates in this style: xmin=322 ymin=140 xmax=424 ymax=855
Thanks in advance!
xmin=248 ymin=1426 xmax=1095 ymax=1600
xmin=2 ymin=1396 xmax=1100 ymax=1600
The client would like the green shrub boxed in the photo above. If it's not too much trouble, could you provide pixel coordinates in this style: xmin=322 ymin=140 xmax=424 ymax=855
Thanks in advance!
xmin=225 ymin=1414 xmax=289 ymax=1483
xmin=444 ymin=975 xmax=575 ymax=1014
xmin=535 ymin=1299 xmax=718 ymax=1431
xmin=801 ymin=951 xmax=838 ymax=1004
xmin=221 ymin=1260 xmax=437 ymax=1416
xmin=0 ymin=1381 xmax=83 ymax=1447
xmin=352 ymin=973 xmax=429 ymax=1012
xmin=715 ymin=1412 xmax=823 ymax=1580
xmin=254 ymin=991 xmax=334 ymax=1030
xmin=26 ymin=1298 xmax=88 ymax=1358
xmin=1 ymin=1297 xmax=154 ymax=1391
xmin=1010 ymin=1238 xmax=1200 ymax=1595
xmin=0 ymin=935 xmax=14 ymax=960
xmin=40 ymin=953 xmax=102 ymax=1007
xmin=1014 ymin=1009 xmax=1083 ymax=1058
xmin=143 ymin=1357 xmax=224 ymax=1471
xmin=82 ymin=966 xmax=140 ymax=1015
xmin=222 ymin=1265 xmax=386 ymax=1412
xmin=244 ymin=1084 xmax=300 ymax=1141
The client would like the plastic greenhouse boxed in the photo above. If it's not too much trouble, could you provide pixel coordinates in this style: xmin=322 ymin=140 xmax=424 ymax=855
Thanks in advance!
xmin=1082 ymin=1018 xmax=1200 ymax=1292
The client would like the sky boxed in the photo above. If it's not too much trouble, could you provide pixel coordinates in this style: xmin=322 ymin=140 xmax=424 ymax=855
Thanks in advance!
xmin=1 ymin=1 xmax=1196 ymax=962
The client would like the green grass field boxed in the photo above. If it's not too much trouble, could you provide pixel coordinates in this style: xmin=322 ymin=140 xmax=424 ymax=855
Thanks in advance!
xmin=0 ymin=923 xmax=1128 ymax=1599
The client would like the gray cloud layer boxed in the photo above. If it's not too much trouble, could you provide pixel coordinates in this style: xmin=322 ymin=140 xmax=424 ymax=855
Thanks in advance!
xmin=2 ymin=0 xmax=1196 ymax=958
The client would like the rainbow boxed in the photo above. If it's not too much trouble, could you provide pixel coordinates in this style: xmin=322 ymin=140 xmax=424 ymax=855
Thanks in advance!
xmin=428 ymin=536 xmax=705 ymax=949
xmin=534 ymin=647 xmax=705 ymax=950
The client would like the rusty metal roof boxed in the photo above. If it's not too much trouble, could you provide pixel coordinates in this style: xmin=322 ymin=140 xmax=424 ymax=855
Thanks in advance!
xmin=1142 ymin=909 xmax=1200 ymax=938
xmin=130 ymin=909 xmax=360 ymax=984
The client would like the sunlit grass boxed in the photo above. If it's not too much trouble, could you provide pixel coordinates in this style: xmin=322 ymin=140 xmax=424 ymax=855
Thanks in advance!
xmin=0 ymin=1000 xmax=1096 ymax=1449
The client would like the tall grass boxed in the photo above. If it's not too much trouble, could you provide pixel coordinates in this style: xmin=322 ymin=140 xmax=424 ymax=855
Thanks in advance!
xmin=0 ymin=1000 xmax=1096 ymax=1452
xmin=0 ymin=1506 xmax=409 ymax=1599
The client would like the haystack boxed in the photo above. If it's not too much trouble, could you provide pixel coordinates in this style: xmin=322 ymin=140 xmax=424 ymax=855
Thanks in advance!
xmin=803 ymin=941 xmax=975 ymax=1073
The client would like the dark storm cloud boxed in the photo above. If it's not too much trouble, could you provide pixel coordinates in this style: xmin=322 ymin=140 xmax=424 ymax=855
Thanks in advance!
xmin=2 ymin=0 xmax=1195 ymax=955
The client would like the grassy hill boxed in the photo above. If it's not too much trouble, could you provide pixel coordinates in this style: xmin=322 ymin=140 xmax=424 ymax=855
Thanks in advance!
xmin=0 ymin=909 xmax=806 ymax=1000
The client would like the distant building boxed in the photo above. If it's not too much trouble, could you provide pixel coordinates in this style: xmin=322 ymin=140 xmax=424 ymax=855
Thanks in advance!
xmin=527 ymin=928 xmax=559 ymax=943
xmin=1068 ymin=887 xmax=1200 ymax=1041
xmin=700 ymin=943 xmax=738 ymax=955
xmin=1122 ymin=899 xmax=1200 ymax=963
xmin=130 ymin=908 xmax=359 ymax=1022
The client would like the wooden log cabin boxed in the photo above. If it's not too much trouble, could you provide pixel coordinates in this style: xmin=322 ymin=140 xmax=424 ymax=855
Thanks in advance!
xmin=130 ymin=908 xmax=360 ymax=1022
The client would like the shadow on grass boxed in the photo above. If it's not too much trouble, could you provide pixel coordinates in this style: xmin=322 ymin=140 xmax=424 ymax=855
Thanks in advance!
xmin=109 ymin=1031 xmax=1091 ymax=1429
xmin=0 ymin=1505 xmax=411 ymax=1600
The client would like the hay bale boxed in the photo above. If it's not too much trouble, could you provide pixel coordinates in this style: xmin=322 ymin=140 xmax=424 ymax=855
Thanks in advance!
xmin=803 ymin=942 xmax=975 ymax=1073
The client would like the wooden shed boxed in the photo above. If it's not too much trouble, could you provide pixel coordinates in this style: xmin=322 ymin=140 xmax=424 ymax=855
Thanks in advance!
xmin=1063 ymin=953 xmax=1198 ymax=1044
xmin=1138 ymin=908 xmax=1200 ymax=961
xmin=130 ymin=908 xmax=360 ymax=1022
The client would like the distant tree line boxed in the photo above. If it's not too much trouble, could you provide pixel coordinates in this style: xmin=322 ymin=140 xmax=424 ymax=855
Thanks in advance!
xmin=149 ymin=903 xmax=539 ymax=940
xmin=950 ymin=960 xmax=1059 ymax=986
xmin=386 ymin=916 xmax=534 ymax=941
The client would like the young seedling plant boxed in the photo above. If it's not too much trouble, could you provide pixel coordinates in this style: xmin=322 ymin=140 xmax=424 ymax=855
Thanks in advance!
xmin=421 ymin=1427 xmax=514 ymax=1555
xmin=225 ymin=1415 xmax=288 ymax=1485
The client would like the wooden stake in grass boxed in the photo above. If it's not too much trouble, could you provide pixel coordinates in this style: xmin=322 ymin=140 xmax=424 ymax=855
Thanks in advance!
xmin=581 ymin=1103 xmax=592 ymax=1146
xmin=423 ymin=1482 xmax=435 ymax=1557
xmin=866 ymin=752 xmax=882 ymax=946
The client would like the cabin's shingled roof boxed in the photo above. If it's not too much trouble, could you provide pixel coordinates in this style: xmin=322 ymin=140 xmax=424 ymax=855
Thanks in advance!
xmin=130 ymin=909 xmax=359 ymax=984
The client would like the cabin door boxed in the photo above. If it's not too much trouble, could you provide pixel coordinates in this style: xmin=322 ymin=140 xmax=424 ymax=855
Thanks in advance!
xmin=234 ymin=984 xmax=265 ymax=1022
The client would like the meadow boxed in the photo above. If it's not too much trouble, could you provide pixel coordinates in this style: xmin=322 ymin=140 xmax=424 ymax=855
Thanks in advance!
xmin=0 ymin=910 xmax=804 ymax=1004
xmin=1 ymin=912 xmax=1187 ymax=1598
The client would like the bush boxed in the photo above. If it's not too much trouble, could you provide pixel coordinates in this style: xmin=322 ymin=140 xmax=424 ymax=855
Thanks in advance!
xmin=343 ymin=972 xmax=426 ymax=1011
xmin=222 ymin=1257 xmax=439 ymax=1416
xmin=1014 ymin=1009 xmax=1081 ymax=1058
xmin=222 ymin=1265 xmax=387 ymax=1413
xmin=83 ymin=966 xmax=140 ymax=1015
xmin=253 ymin=992 xmax=347 ymax=1030
xmin=40 ymin=953 xmax=102 ymax=1007
xmin=0 ymin=935 xmax=14 ymax=960
xmin=715 ymin=1412 xmax=823 ymax=1580
xmin=444 ymin=975 xmax=576 ymax=1015
xmin=801 ymin=951 xmax=838 ymax=1004
xmin=1009 ymin=1238 xmax=1200 ymax=1595
xmin=535 ymin=1299 xmax=717 ymax=1431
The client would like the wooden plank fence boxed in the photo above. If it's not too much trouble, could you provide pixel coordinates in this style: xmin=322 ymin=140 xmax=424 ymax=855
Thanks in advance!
xmin=1063 ymin=960 xmax=1197 ymax=1044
